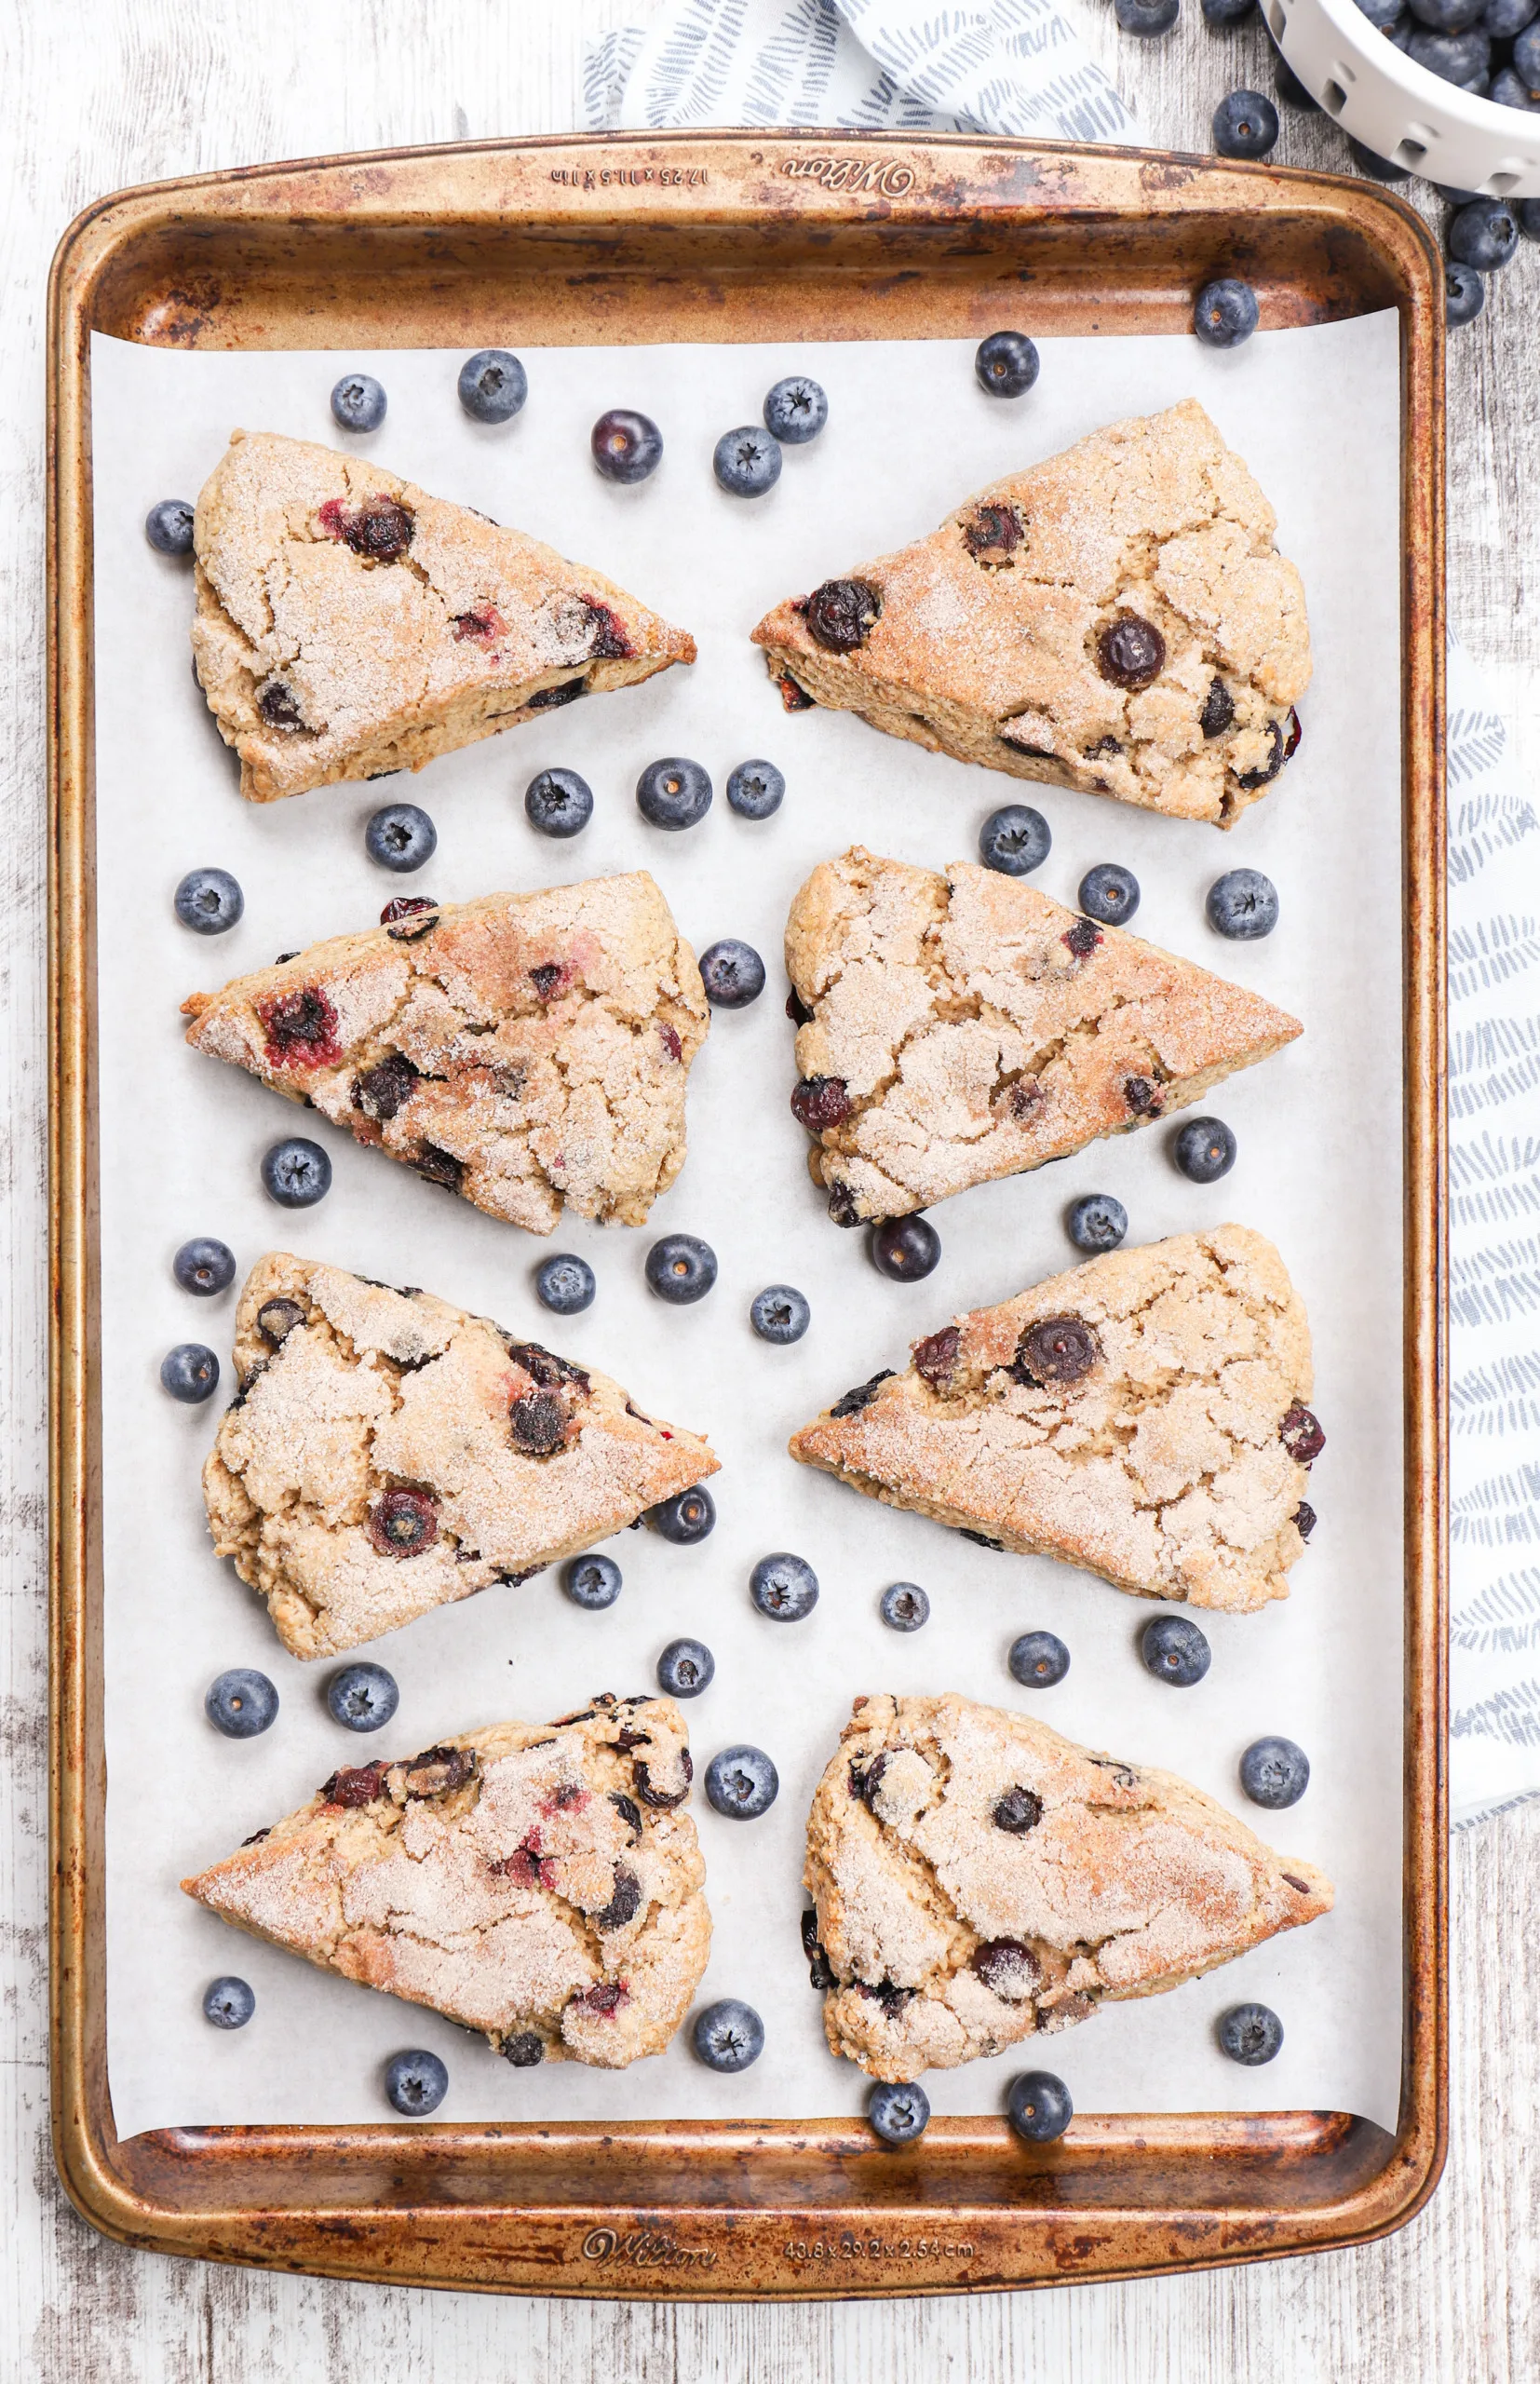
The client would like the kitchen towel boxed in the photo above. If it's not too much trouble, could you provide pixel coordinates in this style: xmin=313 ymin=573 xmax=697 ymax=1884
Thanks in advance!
xmin=588 ymin=0 xmax=1540 ymax=1824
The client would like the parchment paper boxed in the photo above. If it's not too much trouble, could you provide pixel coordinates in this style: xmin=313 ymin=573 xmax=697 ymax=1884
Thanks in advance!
xmin=91 ymin=315 xmax=1405 ymax=2137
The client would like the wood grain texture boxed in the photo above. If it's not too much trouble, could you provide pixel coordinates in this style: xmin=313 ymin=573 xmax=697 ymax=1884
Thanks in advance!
xmin=4 ymin=0 xmax=1534 ymax=2372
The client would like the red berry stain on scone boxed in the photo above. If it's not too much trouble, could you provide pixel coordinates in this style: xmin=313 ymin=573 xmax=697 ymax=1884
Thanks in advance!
xmin=582 ymin=599 xmax=634 ymax=660
xmin=452 ymin=604 xmax=507 ymax=645
xmin=529 ymin=961 xmax=569 ymax=1005
xmin=1279 ymin=1403 xmax=1326 ymax=1464
xmin=367 ymin=1486 xmax=439 ymax=1559
xmin=257 ymin=984 xmax=343 ymax=1070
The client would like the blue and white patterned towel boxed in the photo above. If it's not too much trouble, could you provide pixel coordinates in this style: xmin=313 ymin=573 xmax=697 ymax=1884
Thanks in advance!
xmin=588 ymin=7 xmax=1540 ymax=1825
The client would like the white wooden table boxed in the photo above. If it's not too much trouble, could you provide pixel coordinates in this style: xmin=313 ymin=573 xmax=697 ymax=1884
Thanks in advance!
xmin=5 ymin=4 xmax=1535 ymax=2374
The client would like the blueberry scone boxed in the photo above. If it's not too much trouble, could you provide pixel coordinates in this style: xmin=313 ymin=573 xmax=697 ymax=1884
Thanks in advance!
xmin=191 ymin=430 xmax=696 ymax=802
xmin=182 ymin=873 xmax=709 ymax=1235
xmin=204 ymin=1254 xmax=719 ymax=1659
xmin=182 ymin=1695 xmax=709 ymax=2068
xmin=803 ymin=1694 xmax=1332 ymax=2081
xmin=790 ymin=1226 xmax=1322 ymax=1613
xmin=786 ymin=847 xmax=1301 ymax=1224
xmin=752 ymin=400 xmax=1310 ymax=826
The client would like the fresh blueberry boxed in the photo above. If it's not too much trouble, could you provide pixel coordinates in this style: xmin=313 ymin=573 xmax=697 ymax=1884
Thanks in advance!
xmin=205 ymin=1667 xmax=278 ymax=1738
xmin=1006 ymin=2069 xmax=1073 ymax=2143
xmin=1409 ymin=0 xmax=1483 ymax=28
xmin=1194 ymin=278 xmax=1259 ymax=347
xmin=1067 ymin=1194 xmax=1128 ymax=1254
xmin=385 ymin=2049 xmax=449 ymax=2114
xmin=1115 ymin=0 xmax=1181 ymax=30
xmin=763 ymin=375 xmax=828 ymax=443
xmin=203 ymin=1976 xmax=256 ymax=2028
xmin=1272 ymin=47 xmax=1321 ymax=104
xmin=726 ymin=759 xmax=785 ymax=820
xmin=563 ymin=1552 xmax=622 ymax=1609
xmin=1212 ymin=88 xmax=1279 ymax=156
xmin=750 ymin=1551 xmax=819 ymax=1622
xmin=145 ymin=498 xmax=196 ymax=555
xmin=524 ymin=767 xmax=593 ymax=838
xmin=1445 ymin=263 xmax=1487 ymax=327
xmin=974 ymin=332 xmax=1041 ymax=398
xmin=871 ymin=1215 xmax=941 ymax=1283
xmin=1407 ymin=22 xmax=1491 ymax=77
xmin=1203 ymin=0 xmax=1255 ymax=20
xmin=262 ymin=1138 xmax=332 ymax=1209
xmin=1346 ymin=137 xmax=1412 ymax=182
xmin=1520 ymin=197 xmax=1540 ymax=237
xmin=331 ymin=372 xmax=386 ymax=433
xmin=713 ymin=426 xmax=782 ymax=498
xmin=657 ymin=1637 xmax=716 ymax=1697
xmin=1218 ymin=2002 xmax=1284 ymax=2065
xmin=704 ymin=1744 xmax=778 ymax=1819
xmin=591 ymin=408 xmax=663 ymax=483
xmin=693 ymin=1997 xmax=765 ymax=2071
xmin=1078 ymin=863 xmax=1140 ymax=927
xmin=160 ymin=1343 xmax=219 ymax=1402
xmin=1206 ymin=867 xmax=1279 ymax=939
xmin=1485 ymin=0 xmax=1536 ymax=37
xmin=880 ymin=1580 xmax=930 ymax=1632
xmin=868 ymin=2079 xmax=930 ymax=2144
xmin=1492 ymin=65 xmax=1540 ymax=103
xmin=650 ymin=1485 xmax=716 ymax=1545
xmin=1172 ymin=1116 xmax=1237 ymax=1183
xmin=174 ymin=867 xmax=244 ymax=935
xmin=636 ymin=755 xmax=712 ymax=830
xmin=536 ymin=1253 xmax=596 ymax=1315
xmin=172 ymin=1237 xmax=236 ymax=1296
xmin=750 ymin=1284 xmax=810 ymax=1344
xmin=326 ymin=1661 xmax=399 ymax=1731
xmin=1141 ymin=1613 xmax=1211 ymax=1686
xmin=1353 ymin=0 xmax=1404 ymax=20
xmin=1008 ymin=1630 xmax=1071 ymax=1687
xmin=699 ymin=939 xmax=765 ymax=1009
xmin=646 ymin=1234 xmax=718 ymax=1304
xmin=457 ymin=348 xmax=527 ymax=423
xmin=1239 ymin=1734 xmax=1311 ymax=1808
xmin=1449 ymin=198 xmax=1520 ymax=269
xmin=979 ymin=805 xmax=1051 ymax=875
xmin=366 ymin=802 xmax=437 ymax=872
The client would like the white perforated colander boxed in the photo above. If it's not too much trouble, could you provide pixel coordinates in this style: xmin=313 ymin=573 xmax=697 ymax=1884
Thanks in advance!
xmin=1274 ymin=0 xmax=1540 ymax=196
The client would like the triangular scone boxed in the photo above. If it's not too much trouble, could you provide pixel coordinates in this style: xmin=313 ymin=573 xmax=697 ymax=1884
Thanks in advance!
xmin=803 ymin=1694 xmax=1332 ymax=2081
xmin=790 ymin=1226 xmax=1321 ymax=1613
xmin=204 ymin=1254 xmax=720 ymax=1659
xmin=181 ymin=873 xmax=708 ymax=1234
xmin=191 ymin=429 xmax=696 ymax=802
xmin=752 ymin=400 xmax=1310 ymax=827
xmin=786 ymin=847 xmax=1302 ymax=1224
xmin=182 ymin=1696 xmax=710 ymax=2069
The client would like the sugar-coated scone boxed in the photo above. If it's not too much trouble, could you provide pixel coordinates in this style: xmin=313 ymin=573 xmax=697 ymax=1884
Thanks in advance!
xmin=789 ymin=1226 xmax=1321 ymax=1613
xmin=181 ymin=873 xmax=709 ymax=1235
xmin=191 ymin=429 xmax=695 ymax=801
xmin=182 ymin=1696 xmax=710 ymax=2068
xmin=785 ymin=847 xmax=1302 ymax=1223
xmin=204 ymin=1254 xmax=719 ymax=1659
xmin=803 ymin=1693 xmax=1333 ymax=2080
xmin=752 ymin=400 xmax=1310 ymax=825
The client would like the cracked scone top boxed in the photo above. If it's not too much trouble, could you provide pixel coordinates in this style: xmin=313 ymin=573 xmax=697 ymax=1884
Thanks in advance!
xmin=181 ymin=872 xmax=709 ymax=1235
xmin=182 ymin=1695 xmax=710 ymax=2068
xmin=191 ymin=429 xmax=696 ymax=801
xmin=751 ymin=400 xmax=1310 ymax=825
xmin=204 ymin=1254 xmax=719 ymax=1659
xmin=790 ymin=1226 xmax=1322 ymax=1613
xmin=786 ymin=847 xmax=1302 ymax=1223
xmin=803 ymin=1694 xmax=1332 ymax=2081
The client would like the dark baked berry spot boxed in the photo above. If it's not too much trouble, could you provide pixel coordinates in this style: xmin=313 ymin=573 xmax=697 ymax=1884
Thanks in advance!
xmin=582 ymin=599 xmax=633 ymax=660
xmin=996 ymin=1076 xmax=1044 ymax=1121
xmin=971 ymin=1938 xmax=1042 ymax=1999
xmin=414 ymin=1145 xmax=465 ymax=1191
xmin=1293 ymin=1501 xmax=1317 ymax=1540
xmin=993 ymin=1784 xmax=1045 ymax=1835
xmin=510 ymin=1390 xmax=567 ymax=1456
xmin=258 ymin=984 xmax=342 ymax=1070
xmin=609 ymin=1791 xmax=643 ymax=1838
xmin=848 ymin=1753 xmax=888 ymax=1805
xmin=255 ymin=1296 xmax=305 ymax=1345
xmin=1235 ymin=718 xmax=1286 ymax=791
xmin=451 ymin=605 xmax=507 ymax=645
xmin=322 ymin=1762 xmax=390 ymax=1808
xmin=964 ymin=502 xmax=1025 ymax=566
xmin=1084 ymin=735 xmax=1123 ymax=759
xmin=506 ymin=1341 xmax=590 ymax=1393
xmin=830 ymin=1370 xmax=894 ymax=1419
xmin=316 ymin=494 xmax=414 ymax=561
xmin=658 ymin=1022 xmax=682 ymax=1062
xmin=1280 ymin=1404 xmax=1326 ymax=1464
xmin=801 ymin=1908 xmax=836 ymax=1988
xmin=776 ymin=673 xmax=816 ymax=711
xmin=402 ymin=1744 xmax=479 ymax=1797
xmin=790 ymin=1074 xmax=851 ymax=1131
xmin=805 ymin=577 xmax=882 ymax=653
xmin=961 ymin=1529 xmax=1006 ymax=1550
xmin=367 ymin=1485 xmax=439 ymax=1558
xmin=827 ymin=1183 xmax=862 ymax=1228
xmin=1200 ymin=678 xmax=1236 ymax=738
xmin=1096 ymin=614 xmax=1166 ymax=691
xmin=351 ymin=1050 xmax=420 ymax=1121
xmin=1284 ymin=707 xmax=1303 ymax=761
xmin=1061 ymin=917 xmax=1102 ymax=960
xmin=526 ymin=680 xmax=588 ymax=711
xmin=913 ymin=1325 xmax=961 ymax=1389
xmin=502 ymin=2031 xmax=545 ymax=2066
xmin=1123 ymin=1075 xmax=1162 ymax=1115
xmin=632 ymin=1753 xmax=693 ymax=1808
xmin=786 ymin=987 xmax=815 ymax=1026
xmin=855 ymin=1977 xmax=914 ymax=2014
xmin=578 ymin=1981 xmax=628 ymax=2016
xmin=379 ymin=895 xmax=439 ymax=942
xmin=596 ymin=1866 xmax=642 ymax=1931
xmin=256 ymin=679 xmax=305 ymax=731
xmin=1016 ymin=1314 xmax=1101 ymax=1387
xmin=529 ymin=961 xmax=568 ymax=1004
